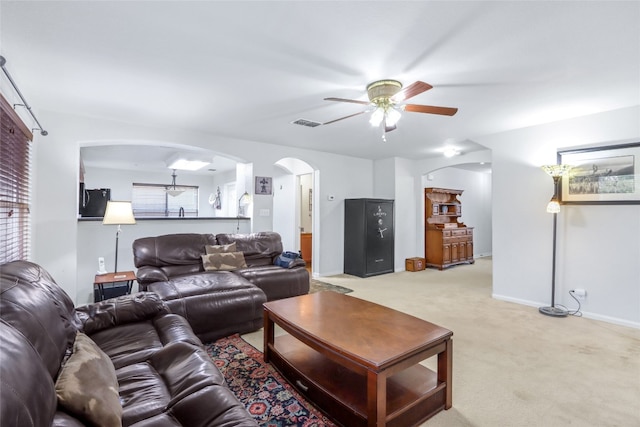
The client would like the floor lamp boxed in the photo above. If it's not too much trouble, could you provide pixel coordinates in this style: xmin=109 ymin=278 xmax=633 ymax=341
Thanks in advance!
xmin=539 ymin=164 xmax=572 ymax=317
xmin=102 ymin=201 xmax=136 ymax=273
xmin=236 ymin=192 xmax=251 ymax=232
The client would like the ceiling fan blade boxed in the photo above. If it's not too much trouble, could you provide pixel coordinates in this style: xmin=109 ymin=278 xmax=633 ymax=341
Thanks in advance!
xmin=324 ymin=97 xmax=371 ymax=105
xmin=322 ymin=110 xmax=368 ymax=125
xmin=392 ymin=81 xmax=433 ymax=102
xmin=404 ymin=104 xmax=458 ymax=116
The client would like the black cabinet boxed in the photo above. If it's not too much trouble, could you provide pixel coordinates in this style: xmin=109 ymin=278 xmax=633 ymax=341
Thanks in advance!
xmin=344 ymin=198 xmax=394 ymax=278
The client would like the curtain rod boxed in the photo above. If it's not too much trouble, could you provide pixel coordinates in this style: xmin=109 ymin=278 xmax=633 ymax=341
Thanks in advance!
xmin=0 ymin=55 xmax=48 ymax=136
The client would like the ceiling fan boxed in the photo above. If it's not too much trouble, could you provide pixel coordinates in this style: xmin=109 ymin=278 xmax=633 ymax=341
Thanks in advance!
xmin=323 ymin=79 xmax=457 ymax=140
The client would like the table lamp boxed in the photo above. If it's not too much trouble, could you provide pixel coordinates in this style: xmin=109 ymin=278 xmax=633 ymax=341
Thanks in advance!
xmin=102 ymin=201 xmax=136 ymax=273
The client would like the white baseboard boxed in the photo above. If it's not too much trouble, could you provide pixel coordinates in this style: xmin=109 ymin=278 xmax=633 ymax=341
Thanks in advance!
xmin=474 ymin=252 xmax=493 ymax=258
xmin=492 ymin=293 xmax=640 ymax=329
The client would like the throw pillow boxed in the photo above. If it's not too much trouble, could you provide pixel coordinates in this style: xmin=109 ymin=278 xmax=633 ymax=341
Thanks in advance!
xmin=205 ymin=242 xmax=237 ymax=254
xmin=55 ymin=332 xmax=122 ymax=427
xmin=202 ymin=251 xmax=247 ymax=271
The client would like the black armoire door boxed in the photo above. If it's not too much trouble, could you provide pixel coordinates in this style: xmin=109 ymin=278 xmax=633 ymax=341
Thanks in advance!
xmin=344 ymin=198 xmax=394 ymax=278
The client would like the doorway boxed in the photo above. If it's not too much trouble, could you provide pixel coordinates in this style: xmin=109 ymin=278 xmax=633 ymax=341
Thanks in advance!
xmin=273 ymin=158 xmax=315 ymax=274
xmin=299 ymin=173 xmax=313 ymax=270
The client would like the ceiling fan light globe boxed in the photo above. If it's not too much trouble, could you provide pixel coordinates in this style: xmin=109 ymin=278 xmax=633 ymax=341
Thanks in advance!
xmin=386 ymin=108 xmax=401 ymax=127
xmin=370 ymin=108 xmax=384 ymax=127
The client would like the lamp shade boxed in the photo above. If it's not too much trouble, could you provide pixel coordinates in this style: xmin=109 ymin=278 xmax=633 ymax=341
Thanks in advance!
xmin=102 ymin=201 xmax=136 ymax=225
xmin=541 ymin=164 xmax=572 ymax=178
xmin=546 ymin=199 xmax=561 ymax=213
xmin=239 ymin=192 xmax=251 ymax=205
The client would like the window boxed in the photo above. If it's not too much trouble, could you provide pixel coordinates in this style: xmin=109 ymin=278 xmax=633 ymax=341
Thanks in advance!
xmin=131 ymin=183 xmax=198 ymax=217
xmin=1 ymin=95 xmax=32 ymax=263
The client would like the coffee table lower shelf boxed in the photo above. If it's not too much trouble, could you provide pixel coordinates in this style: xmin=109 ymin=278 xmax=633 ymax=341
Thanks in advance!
xmin=268 ymin=335 xmax=447 ymax=427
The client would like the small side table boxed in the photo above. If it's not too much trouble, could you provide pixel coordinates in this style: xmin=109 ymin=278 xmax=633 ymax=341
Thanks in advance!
xmin=93 ymin=271 xmax=136 ymax=302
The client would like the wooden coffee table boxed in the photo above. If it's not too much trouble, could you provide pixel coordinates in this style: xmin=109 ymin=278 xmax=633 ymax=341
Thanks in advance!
xmin=263 ymin=292 xmax=453 ymax=427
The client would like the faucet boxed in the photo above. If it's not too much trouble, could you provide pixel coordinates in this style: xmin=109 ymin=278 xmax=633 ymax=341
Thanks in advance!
xmin=179 ymin=207 xmax=185 ymax=217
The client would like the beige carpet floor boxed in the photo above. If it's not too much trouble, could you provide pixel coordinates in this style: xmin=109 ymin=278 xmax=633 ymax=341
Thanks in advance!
xmin=243 ymin=258 xmax=640 ymax=426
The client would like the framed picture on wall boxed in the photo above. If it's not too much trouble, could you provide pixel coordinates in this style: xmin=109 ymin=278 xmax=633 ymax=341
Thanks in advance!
xmin=255 ymin=176 xmax=273 ymax=195
xmin=558 ymin=142 xmax=640 ymax=204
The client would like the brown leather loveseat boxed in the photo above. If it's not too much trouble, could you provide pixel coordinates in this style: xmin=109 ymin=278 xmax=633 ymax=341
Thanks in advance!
xmin=0 ymin=260 xmax=257 ymax=427
xmin=132 ymin=232 xmax=309 ymax=342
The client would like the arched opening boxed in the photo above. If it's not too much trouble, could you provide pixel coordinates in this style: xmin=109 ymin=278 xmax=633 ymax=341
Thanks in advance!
xmin=421 ymin=162 xmax=493 ymax=260
xmin=273 ymin=158 xmax=316 ymax=275
xmin=79 ymin=140 xmax=246 ymax=218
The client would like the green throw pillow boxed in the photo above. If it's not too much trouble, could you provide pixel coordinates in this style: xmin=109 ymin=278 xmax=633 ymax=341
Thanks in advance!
xmin=205 ymin=242 xmax=237 ymax=254
xmin=55 ymin=332 xmax=122 ymax=427
xmin=202 ymin=251 xmax=247 ymax=271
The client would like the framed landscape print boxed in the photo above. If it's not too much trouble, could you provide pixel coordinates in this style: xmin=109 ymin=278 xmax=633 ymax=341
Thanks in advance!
xmin=558 ymin=142 xmax=640 ymax=204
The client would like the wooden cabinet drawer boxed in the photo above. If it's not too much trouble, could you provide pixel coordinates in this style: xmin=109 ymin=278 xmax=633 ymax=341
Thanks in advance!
xmin=451 ymin=229 xmax=467 ymax=236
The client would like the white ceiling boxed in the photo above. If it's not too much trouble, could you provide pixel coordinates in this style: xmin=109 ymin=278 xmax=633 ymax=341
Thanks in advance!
xmin=2 ymin=1 xmax=639 ymax=168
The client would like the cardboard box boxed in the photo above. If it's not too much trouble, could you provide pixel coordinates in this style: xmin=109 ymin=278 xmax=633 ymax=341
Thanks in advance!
xmin=405 ymin=257 xmax=425 ymax=272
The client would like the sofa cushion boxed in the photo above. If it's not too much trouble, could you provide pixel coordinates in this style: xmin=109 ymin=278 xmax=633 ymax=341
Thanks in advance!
xmin=216 ymin=232 xmax=283 ymax=266
xmin=235 ymin=265 xmax=310 ymax=301
xmin=202 ymin=252 xmax=247 ymax=271
xmin=89 ymin=314 xmax=202 ymax=370
xmin=55 ymin=332 xmax=122 ymax=427
xmin=146 ymin=272 xmax=267 ymax=343
xmin=76 ymin=292 xmax=169 ymax=335
xmin=116 ymin=342 xmax=253 ymax=426
xmin=133 ymin=233 xmax=218 ymax=268
xmin=205 ymin=242 xmax=237 ymax=254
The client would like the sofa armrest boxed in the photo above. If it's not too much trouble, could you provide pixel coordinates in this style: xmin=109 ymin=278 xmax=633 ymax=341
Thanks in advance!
xmin=292 ymin=257 xmax=307 ymax=268
xmin=76 ymin=292 xmax=169 ymax=335
xmin=136 ymin=266 xmax=169 ymax=289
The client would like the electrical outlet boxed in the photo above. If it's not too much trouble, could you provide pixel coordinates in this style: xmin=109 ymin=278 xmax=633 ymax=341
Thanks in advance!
xmin=572 ymin=288 xmax=587 ymax=298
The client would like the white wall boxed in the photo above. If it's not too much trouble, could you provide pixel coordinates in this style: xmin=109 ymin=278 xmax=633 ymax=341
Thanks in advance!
xmin=373 ymin=157 xmax=421 ymax=272
xmin=30 ymin=109 xmax=374 ymax=302
xmin=272 ymin=171 xmax=296 ymax=251
xmin=24 ymin=101 xmax=640 ymax=327
xmin=477 ymin=106 xmax=640 ymax=327
xmin=211 ymin=169 xmax=236 ymax=217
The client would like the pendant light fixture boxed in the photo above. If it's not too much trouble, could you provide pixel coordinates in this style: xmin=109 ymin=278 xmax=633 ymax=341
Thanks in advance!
xmin=166 ymin=169 xmax=185 ymax=197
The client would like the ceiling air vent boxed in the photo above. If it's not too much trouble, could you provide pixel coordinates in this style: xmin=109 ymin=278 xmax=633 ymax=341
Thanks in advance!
xmin=291 ymin=118 xmax=322 ymax=128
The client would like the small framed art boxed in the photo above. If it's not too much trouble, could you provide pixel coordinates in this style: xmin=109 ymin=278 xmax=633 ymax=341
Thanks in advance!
xmin=255 ymin=176 xmax=273 ymax=195
xmin=558 ymin=142 xmax=640 ymax=204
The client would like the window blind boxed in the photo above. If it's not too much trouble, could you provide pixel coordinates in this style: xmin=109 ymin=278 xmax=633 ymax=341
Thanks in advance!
xmin=132 ymin=183 xmax=198 ymax=217
xmin=1 ymin=94 xmax=33 ymax=263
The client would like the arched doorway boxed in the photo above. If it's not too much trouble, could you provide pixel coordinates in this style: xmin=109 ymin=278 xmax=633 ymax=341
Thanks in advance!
xmin=273 ymin=158 xmax=315 ymax=274
xmin=421 ymin=162 xmax=493 ymax=259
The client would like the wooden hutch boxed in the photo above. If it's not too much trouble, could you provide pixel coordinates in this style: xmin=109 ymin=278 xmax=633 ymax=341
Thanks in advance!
xmin=424 ymin=188 xmax=474 ymax=270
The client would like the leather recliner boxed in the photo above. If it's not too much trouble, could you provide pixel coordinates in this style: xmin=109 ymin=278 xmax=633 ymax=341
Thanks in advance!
xmin=132 ymin=231 xmax=309 ymax=342
xmin=0 ymin=260 xmax=257 ymax=427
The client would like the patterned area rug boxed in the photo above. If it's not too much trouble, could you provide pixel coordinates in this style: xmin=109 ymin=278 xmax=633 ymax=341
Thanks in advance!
xmin=205 ymin=334 xmax=336 ymax=427
xmin=309 ymin=279 xmax=353 ymax=294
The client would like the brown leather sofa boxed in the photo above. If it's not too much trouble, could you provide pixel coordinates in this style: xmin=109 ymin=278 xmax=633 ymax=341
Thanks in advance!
xmin=132 ymin=231 xmax=309 ymax=342
xmin=0 ymin=260 xmax=257 ymax=427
